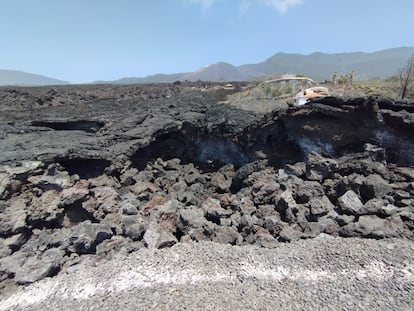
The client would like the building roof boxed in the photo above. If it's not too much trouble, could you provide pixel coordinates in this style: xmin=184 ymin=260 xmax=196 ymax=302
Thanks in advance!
xmin=265 ymin=75 xmax=314 ymax=83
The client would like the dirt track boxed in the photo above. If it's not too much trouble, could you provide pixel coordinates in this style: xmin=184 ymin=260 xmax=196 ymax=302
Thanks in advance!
xmin=1 ymin=237 xmax=413 ymax=311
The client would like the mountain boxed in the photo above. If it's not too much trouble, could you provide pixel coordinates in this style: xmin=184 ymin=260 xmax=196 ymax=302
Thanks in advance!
xmin=94 ymin=72 xmax=187 ymax=85
xmin=0 ymin=69 xmax=68 ymax=86
xmin=184 ymin=62 xmax=245 ymax=81
xmin=239 ymin=47 xmax=414 ymax=81
xmin=2 ymin=47 xmax=414 ymax=85
xmin=108 ymin=47 xmax=414 ymax=84
xmin=107 ymin=62 xmax=244 ymax=84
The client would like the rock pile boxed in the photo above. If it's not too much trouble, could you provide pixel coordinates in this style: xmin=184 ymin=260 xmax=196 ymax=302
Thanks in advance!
xmin=1 ymin=143 xmax=413 ymax=286
xmin=0 ymin=84 xmax=413 ymax=288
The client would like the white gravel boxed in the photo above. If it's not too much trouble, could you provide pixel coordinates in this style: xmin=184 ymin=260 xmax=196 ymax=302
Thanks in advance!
xmin=1 ymin=236 xmax=414 ymax=310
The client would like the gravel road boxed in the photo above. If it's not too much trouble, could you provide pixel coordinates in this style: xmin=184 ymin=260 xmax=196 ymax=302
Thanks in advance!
xmin=1 ymin=236 xmax=413 ymax=311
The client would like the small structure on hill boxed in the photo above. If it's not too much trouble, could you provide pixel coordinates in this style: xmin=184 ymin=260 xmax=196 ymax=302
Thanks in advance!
xmin=266 ymin=74 xmax=314 ymax=85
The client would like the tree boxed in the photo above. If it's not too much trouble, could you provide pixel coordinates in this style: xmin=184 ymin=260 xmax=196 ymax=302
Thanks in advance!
xmin=398 ymin=54 xmax=414 ymax=99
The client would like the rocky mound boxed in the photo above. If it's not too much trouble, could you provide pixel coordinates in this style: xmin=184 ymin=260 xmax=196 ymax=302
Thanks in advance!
xmin=0 ymin=84 xmax=413 ymax=289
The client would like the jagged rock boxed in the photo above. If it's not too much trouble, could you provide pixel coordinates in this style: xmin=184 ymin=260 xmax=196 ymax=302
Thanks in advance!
xmin=0 ymin=173 xmax=11 ymax=199
xmin=27 ymin=190 xmax=64 ymax=228
xmin=399 ymin=209 xmax=414 ymax=230
xmin=307 ymin=196 xmax=335 ymax=218
xmin=278 ymin=226 xmax=302 ymax=242
xmin=295 ymin=180 xmax=326 ymax=204
xmin=364 ymin=143 xmax=386 ymax=162
xmin=146 ymin=200 xmax=180 ymax=235
xmin=256 ymin=205 xmax=278 ymax=219
xmin=394 ymin=166 xmax=414 ymax=181
xmin=337 ymin=190 xmax=364 ymax=215
xmin=339 ymin=215 xmax=401 ymax=238
xmin=0 ymin=250 xmax=32 ymax=281
xmin=202 ymin=197 xmax=233 ymax=221
xmin=130 ymin=181 xmax=161 ymax=200
xmin=276 ymin=190 xmax=299 ymax=223
xmin=21 ymin=229 xmax=55 ymax=253
xmin=393 ymin=189 xmax=411 ymax=200
xmin=253 ymin=228 xmax=279 ymax=248
xmin=314 ymin=216 xmax=339 ymax=237
xmin=163 ymin=158 xmax=182 ymax=171
xmin=142 ymin=196 xmax=167 ymax=216
xmin=27 ymin=165 xmax=74 ymax=191
xmin=48 ymin=228 xmax=72 ymax=251
xmin=263 ymin=215 xmax=285 ymax=235
xmin=0 ymin=199 xmax=27 ymax=235
xmin=232 ymin=160 xmax=268 ymax=189
xmin=335 ymin=214 xmax=355 ymax=226
xmin=184 ymin=169 xmax=205 ymax=185
xmin=306 ymin=152 xmax=338 ymax=182
xmin=248 ymin=169 xmax=279 ymax=204
xmin=349 ymin=174 xmax=393 ymax=202
xmin=0 ymin=239 xmax=12 ymax=258
xmin=60 ymin=182 xmax=90 ymax=206
xmin=360 ymin=174 xmax=393 ymax=201
xmin=284 ymin=162 xmax=306 ymax=177
xmin=213 ymin=226 xmax=242 ymax=245
xmin=1 ymin=87 xmax=414 ymax=287
xmin=125 ymin=222 xmax=147 ymax=241
xmin=143 ymin=222 xmax=177 ymax=249
xmin=101 ymin=213 xmax=123 ymax=236
xmin=14 ymin=248 xmax=62 ymax=284
xmin=379 ymin=204 xmax=399 ymax=216
xmin=4 ymin=233 xmax=27 ymax=252
xmin=363 ymin=198 xmax=399 ymax=216
xmin=121 ymin=215 xmax=147 ymax=240
xmin=179 ymin=207 xmax=205 ymax=228
xmin=229 ymin=211 xmax=241 ymax=227
xmin=88 ymin=186 xmax=120 ymax=216
xmin=96 ymin=236 xmax=142 ymax=258
xmin=238 ymin=196 xmax=256 ymax=215
xmin=185 ymin=220 xmax=215 ymax=242
xmin=121 ymin=202 xmax=139 ymax=215
xmin=68 ymin=221 xmax=113 ymax=254
xmin=211 ymin=172 xmax=232 ymax=192
xmin=239 ymin=214 xmax=254 ymax=235
xmin=1 ymin=161 xmax=43 ymax=180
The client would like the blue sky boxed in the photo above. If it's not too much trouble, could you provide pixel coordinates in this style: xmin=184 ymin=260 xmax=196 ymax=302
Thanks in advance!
xmin=1 ymin=0 xmax=413 ymax=83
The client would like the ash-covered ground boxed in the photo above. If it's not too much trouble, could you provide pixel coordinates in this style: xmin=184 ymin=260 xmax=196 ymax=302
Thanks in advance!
xmin=0 ymin=82 xmax=413 ymax=309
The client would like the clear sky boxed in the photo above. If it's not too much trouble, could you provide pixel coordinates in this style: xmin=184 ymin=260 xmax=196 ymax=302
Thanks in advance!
xmin=1 ymin=0 xmax=413 ymax=83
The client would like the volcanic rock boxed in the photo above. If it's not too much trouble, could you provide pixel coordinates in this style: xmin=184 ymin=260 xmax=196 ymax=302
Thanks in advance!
xmin=337 ymin=190 xmax=364 ymax=215
xmin=143 ymin=222 xmax=177 ymax=249
xmin=67 ymin=221 xmax=113 ymax=254
xmin=14 ymin=248 xmax=62 ymax=284
xmin=0 ymin=84 xmax=413 ymax=289
xmin=0 ymin=199 xmax=27 ymax=235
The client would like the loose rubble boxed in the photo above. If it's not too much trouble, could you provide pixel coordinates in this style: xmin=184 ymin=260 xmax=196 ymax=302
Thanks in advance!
xmin=0 ymin=83 xmax=413 ymax=291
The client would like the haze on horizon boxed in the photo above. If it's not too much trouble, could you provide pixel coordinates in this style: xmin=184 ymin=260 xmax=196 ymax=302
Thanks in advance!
xmin=1 ymin=0 xmax=413 ymax=83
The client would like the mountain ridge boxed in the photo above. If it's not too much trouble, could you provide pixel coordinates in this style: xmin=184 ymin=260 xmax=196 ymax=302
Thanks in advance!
xmin=0 ymin=69 xmax=68 ymax=86
xmin=1 ymin=47 xmax=414 ymax=86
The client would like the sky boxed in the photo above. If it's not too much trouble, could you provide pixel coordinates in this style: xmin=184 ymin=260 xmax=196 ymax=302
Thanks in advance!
xmin=0 ymin=0 xmax=413 ymax=83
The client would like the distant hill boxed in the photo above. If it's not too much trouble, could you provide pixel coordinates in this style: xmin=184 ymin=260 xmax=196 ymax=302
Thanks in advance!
xmin=239 ymin=47 xmax=414 ymax=81
xmin=0 ymin=69 xmax=68 ymax=86
xmin=3 ymin=47 xmax=414 ymax=85
xmin=105 ymin=62 xmax=244 ymax=84
xmin=184 ymin=62 xmax=244 ymax=81
xmin=107 ymin=47 xmax=414 ymax=84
